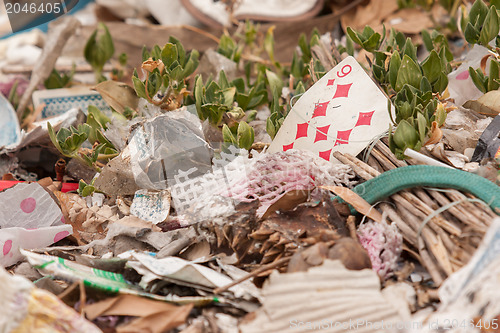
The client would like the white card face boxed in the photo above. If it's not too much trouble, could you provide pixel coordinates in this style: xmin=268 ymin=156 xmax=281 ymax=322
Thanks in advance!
xmin=268 ymin=56 xmax=394 ymax=162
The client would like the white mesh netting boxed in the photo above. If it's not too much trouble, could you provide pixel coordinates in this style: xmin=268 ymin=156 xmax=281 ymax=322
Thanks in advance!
xmin=169 ymin=148 xmax=358 ymax=221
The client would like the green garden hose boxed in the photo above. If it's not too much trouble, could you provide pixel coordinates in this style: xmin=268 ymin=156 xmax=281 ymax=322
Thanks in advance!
xmin=339 ymin=165 xmax=500 ymax=215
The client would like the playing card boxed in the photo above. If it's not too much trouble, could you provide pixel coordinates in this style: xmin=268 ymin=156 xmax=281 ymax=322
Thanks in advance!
xmin=268 ymin=56 xmax=394 ymax=162
xmin=32 ymin=86 xmax=111 ymax=119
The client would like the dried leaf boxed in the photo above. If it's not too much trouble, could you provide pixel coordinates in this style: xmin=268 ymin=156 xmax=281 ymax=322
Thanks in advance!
xmin=424 ymin=121 xmax=443 ymax=145
xmin=320 ymin=186 xmax=383 ymax=223
xmin=463 ymin=90 xmax=500 ymax=116
xmin=261 ymin=190 xmax=310 ymax=218
xmin=93 ymin=80 xmax=139 ymax=115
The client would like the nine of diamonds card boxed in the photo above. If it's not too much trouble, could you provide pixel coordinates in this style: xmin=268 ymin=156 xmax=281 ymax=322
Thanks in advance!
xmin=268 ymin=56 xmax=394 ymax=163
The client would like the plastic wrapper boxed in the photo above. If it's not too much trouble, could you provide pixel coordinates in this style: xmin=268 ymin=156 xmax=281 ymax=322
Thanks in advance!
xmin=0 ymin=92 xmax=21 ymax=149
xmin=127 ymin=108 xmax=212 ymax=190
xmin=447 ymin=45 xmax=490 ymax=106
xmin=0 ymin=265 xmax=101 ymax=333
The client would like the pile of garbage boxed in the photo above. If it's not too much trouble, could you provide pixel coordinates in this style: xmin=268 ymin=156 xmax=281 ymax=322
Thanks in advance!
xmin=2 ymin=0 xmax=500 ymax=332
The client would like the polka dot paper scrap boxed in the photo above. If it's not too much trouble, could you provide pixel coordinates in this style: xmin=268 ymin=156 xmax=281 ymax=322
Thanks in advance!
xmin=0 ymin=183 xmax=64 ymax=230
xmin=0 ymin=225 xmax=73 ymax=268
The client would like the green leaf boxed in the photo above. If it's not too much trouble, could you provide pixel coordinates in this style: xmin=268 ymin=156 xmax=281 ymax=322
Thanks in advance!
xmin=169 ymin=37 xmax=186 ymax=66
xmin=420 ymin=76 xmax=432 ymax=93
xmin=222 ymin=124 xmax=237 ymax=144
xmin=84 ymin=23 xmax=114 ymax=74
xmin=232 ymin=77 xmax=245 ymax=93
xmin=246 ymin=93 xmax=266 ymax=110
xmin=421 ymin=29 xmax=433 ymax=51
xmin=204 ymin=104 xmax=226 ymax=125
xmin=218 ymin=70 xmax=230 ymax=89
xmin=96 ymin=130 xmax=114 ymax=149
xmin=421 ymin=50 xmax=442 ymax=84
xmin=433 ymin=72 xmax=449 ymax=94
xmin=266 ymin=117 xmax=277 ymax=139
xmin=345 ymin=33 xmax=354 ymax=56
xmin=363 ymin=31 xmax=382 ymax=52
xmin=217 ymin=34 xmax=236 ymax=59
xmin=88 ymin=105 xmax=111 ymax=128
xmin=182 ymin=50 xmax=199 ymax=78
xmin=118 ymin=52 xmax=127 ymax=66
xmin=194 ymin=75 xmax=204 ymax=118
xmin=147 ymin=71 xmax=162 ymax=97
xmin=151 ymin=45 xmax=162 ymax=61
xmin=416 ymin=112 xmax=427 ymax=144
xmin=265 ymin=69 xmax=283 ymax=98
xmin=394 ymin=30 xmax=406 ymax=50
xmin=264 ymin=26 xmax=276 ymax=63
xmin=132 ymin=76 xmax=147 ymax=99
xmin=469 ymin=0 xmax=488 ymax=25
xmin=346 ymin=27 xmax=364 ymax=46
xmin=479 ymin=6 xmax=500 ymax=46
xmin=78 ymin=179 xmax=87 ymax=193
xmin=81 ymin=184 xmax=96 ymax=197
xmin=395 ymin=55 xmax=422 ymax=91
xmin=222 ymin=87 xmax=236 ymax=107
xmin=169 ymin=64 xmax=184 ymax=81
xmin=464 ymin=23 xmax=480 ymax=44
xmin=237 ymin=121 xmax=255 ymax=150
xmin=295 ymin=81 xmax=306 ymax=95
xmin=489 ymin=59 xmax=500 ymax=91
xmin=469 ymin=67 xmax=487 ymax=93
xmin=436 ymin=103 xmax=446 ymax=127
xmin=389 ymin=52 xmax=401 ymax=89
xmin=298 ymin=33 xmax=312 ymax=62
xmin=48 ymin=122 xmax=65 ymax=155
xmin=402 ymin=37 xmax=417 ymax=61
xmin=141 ymin=45 xmax=150 ymax=62
xmin=246 ymin=110 xmax=257 ymax=122
xmin=161 ymin=43 xmax=178 ymax=67
xmin=393 ymin=119 xmax=420 ymax=150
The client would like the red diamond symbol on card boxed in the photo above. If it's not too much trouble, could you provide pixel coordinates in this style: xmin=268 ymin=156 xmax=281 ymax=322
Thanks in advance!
xmin=327 ymin=79 xmax=335 ymax=86
xmin=283 ymin=142 xmax=294 ymax=151
xmin=314 ymin=125 xmax=330 ymax=143
xmin=332 ymin=83 xmax=352 ymax=99
xmin=319 ymin=149 xmax=332 ymax=161
xmin=295 ymin=122 xmax=309 ymax=139
xmin=355 ymin=111 xmax=375 ymax=127
xmin=334 ymin=129 xmax=353 ymax=146
xmin=312 ymin=102 xmax=329 ymax=118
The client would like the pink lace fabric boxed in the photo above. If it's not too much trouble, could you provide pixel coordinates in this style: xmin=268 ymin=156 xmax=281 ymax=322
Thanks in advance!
xmin=218 ymin=149 xmax=357 ymax=217
xmin=357 ymin=220 xmax=403 ymax=279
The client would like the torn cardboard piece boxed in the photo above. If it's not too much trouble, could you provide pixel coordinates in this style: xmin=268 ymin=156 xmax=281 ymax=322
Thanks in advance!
xmin=239 ymin=260 xmax=406 ymax=333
